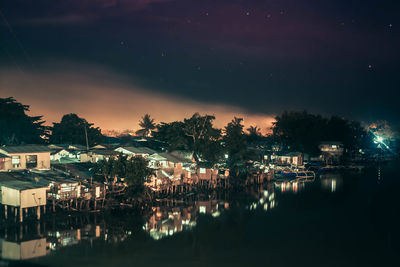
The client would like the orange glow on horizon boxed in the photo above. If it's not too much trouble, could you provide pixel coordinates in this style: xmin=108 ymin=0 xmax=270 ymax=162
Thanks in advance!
xmin=0 ymin=65 xmax=275 ymax=136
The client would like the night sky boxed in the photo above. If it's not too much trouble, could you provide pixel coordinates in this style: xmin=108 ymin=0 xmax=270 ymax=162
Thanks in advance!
xmin=1 ymin=0 xmax=399 ymax=132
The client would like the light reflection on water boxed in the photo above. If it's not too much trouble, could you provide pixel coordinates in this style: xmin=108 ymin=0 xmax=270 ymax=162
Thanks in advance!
xmin=0 ymin=171 xmax=353 ymax=263
xmin=0 ymin=222 xmax=112 ymax=261
xmin=274 ymin=177 xmax=317 ymax=194
xmin=320 ymin=173 xmax=343 ymax=193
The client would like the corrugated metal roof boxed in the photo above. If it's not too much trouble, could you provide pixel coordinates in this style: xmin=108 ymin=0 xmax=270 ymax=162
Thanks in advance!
xmin=0 ymin=145 xmax=52 ymax=154
xmin=0 ymin=153 xmax=10 ymax=158
xmin=0 ymin=180 xmax=48 ymax=190
xmin=158 ymin=152 xmax=192 ymax=164
xmin=116 ymin=146 xmax=156 ymax=155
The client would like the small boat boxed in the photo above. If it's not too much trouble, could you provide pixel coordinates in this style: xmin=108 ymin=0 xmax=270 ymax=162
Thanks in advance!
xmin=274 ymin=169 xmax=315 ymax=181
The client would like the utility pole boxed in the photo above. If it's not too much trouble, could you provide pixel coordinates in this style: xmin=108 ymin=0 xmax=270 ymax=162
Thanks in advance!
xmin=84 ymin=124 xmax=89 ymax=151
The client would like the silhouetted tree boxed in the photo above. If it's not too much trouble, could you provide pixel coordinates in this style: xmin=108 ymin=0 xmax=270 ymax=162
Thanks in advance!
xmin=246 ymin=125 xmax=262 ymax=143
xmin=224 ymin=117 xmax=248 ymax=185
xmin=0 ymin=97 xmax=46 ymax=145
xmin=272 ymin=110 xmax=369 ymax=154
xmin=153 ymin=121 xmax=190 ymax=150
xmin=136 ymin=114 xmax=156 ymax=137
xmin=50 ymin=113 xmax=102 ymax=146
xmin=92 ymin=154 xmax=153 ymax=196
xmin=183 ymin=113 xmax=222 ymax=163
xmin=153 ymin=113 xmax=223 ymax=164
xmin=125 ymin=156 xmax=154 ymax=195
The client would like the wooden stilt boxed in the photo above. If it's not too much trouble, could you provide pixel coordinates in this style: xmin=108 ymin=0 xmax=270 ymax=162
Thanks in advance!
xmin=19 ymin=208 xmax=23 ymax=223
xmin=37 ymin=206 xmax=41 ymax=220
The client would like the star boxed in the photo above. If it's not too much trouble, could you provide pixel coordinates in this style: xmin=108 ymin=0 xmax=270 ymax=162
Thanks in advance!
xmin=389 ymin=24 xmax=393 ymax=28
xmin=368 ymin=64 xmax=373 ymax=69
xmin=246 ymin=12 xmax=250 ymax=16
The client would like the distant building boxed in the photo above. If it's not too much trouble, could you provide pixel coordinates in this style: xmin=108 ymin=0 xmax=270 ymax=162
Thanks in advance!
xmin=147 ymin=152 xmax=193 ymax=169
xmin=196 ymin=162 xmax=219 ymax=183
xmin=0 ymin=145 xmax=51 ymax=171
xmin=91 ymin=144 xmax=108 ymax=150
xmin=48 ymin=144 xmax=87 ymax=151
xmin=50 ymin=149 xmax=78 ymax=162
xmin=114 ymin=146 xmax=156 ymax=158
xmin=271 ymin=152 xmax=303 ymax=166
xmin=146 ymin=152 xmax=195 ymax=189
xmin=319 ymin=142 xmax=344 ymax=164
xmin=79 ymin=149 xmax=117 ymax=163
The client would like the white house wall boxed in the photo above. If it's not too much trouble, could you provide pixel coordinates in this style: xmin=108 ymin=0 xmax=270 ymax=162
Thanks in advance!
xmin=1 ymin=186 xmax=20 ymax=207
xmin=20 ymin=188 xmax=47 ymax=208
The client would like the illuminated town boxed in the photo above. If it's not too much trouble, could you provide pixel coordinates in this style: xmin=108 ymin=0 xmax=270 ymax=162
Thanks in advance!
xmin=1 ymin=0 xmax=399 ymax=266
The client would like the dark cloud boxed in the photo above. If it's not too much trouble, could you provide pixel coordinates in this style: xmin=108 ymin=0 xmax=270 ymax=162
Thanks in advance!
xmin=1 ymin=0 xmax=399 ymax=126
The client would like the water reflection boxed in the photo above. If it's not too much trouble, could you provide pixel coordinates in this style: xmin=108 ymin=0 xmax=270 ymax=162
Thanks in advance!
xmin=320 ymin=173 xmax=343 ymax=193
xmin=274 ymin=177 xmax=316 ymax=194
xmin=245 ymin=185 xmax=277 ymax=212
xmin=0 ymin=176 xmax=327 ymax=262
xmin=0 ymin=237 xmax=47 ymax=261
xmin=0 ymin=221 xmax=108 ymax=261
xmin=143 ymin=199 xmax=229 ymax=240
xmin=143 ymin=186 xmax=280 ymax=241
xmin=0 ymin=215 xmax=133 ymax=262
xmin=0 ymin=183 xmax=291 ymax=262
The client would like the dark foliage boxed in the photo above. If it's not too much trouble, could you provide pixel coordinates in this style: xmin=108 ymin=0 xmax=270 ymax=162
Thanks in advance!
xmin=92 ymin=154 xmax=154 ymax=196
xmin=223 ymin=117 xmax=249 ymax=185
xmin=136 ymin=114 xmax=156 ymax=137
xmin=0 ymin=97 xmax=46 ymax=145
xmin=153 ymin=113 xmax=223 ymax=164
xmin=272 ymin=110 xmax=369 ymax=154
xmin=50 ymin=113 xmax=102 ymax=146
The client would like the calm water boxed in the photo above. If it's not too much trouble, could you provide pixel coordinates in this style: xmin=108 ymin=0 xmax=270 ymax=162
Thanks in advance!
xmin=1 ymin=162 xmax=399 ymax=267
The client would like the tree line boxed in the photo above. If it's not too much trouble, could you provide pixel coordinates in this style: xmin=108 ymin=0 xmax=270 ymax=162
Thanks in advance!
xmin=1 ymin=97 xmax=102 ymax=147
xmin=1 ymin=97 xmax=376 ymax=158
xmin=1 ymin=96 xmax=388 ymax=193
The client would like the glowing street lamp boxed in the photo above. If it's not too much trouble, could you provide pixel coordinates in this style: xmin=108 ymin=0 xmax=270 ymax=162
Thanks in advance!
xmin=374 ymin=135 xmax=390 ymax=150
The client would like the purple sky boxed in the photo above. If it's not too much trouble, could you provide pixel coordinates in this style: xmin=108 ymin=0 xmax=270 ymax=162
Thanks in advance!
xmin=1 ymin=0 xmax=399 ymax=130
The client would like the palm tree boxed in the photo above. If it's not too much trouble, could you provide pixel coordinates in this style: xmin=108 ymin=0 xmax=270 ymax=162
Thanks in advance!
xmin=136 ymin=114 xmax=156 ymax=137
xmin=247 ymin=125 xmax=261 ymax=136
xmin=246 ymin=125 xmax=262 ymax=144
